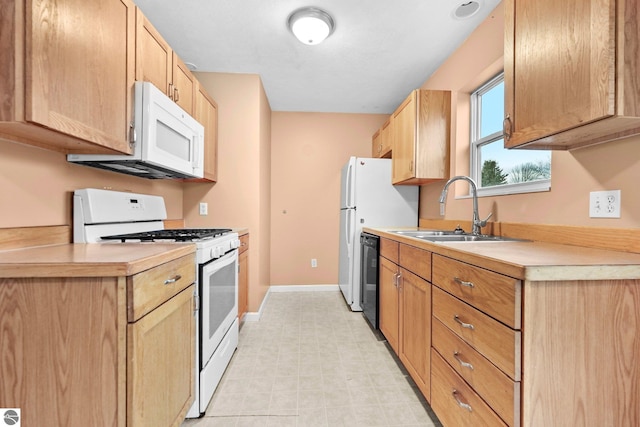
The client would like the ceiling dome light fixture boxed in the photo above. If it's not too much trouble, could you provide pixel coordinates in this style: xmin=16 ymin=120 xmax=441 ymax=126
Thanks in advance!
xmin=287 ymin=7 xmax=335 ymax=45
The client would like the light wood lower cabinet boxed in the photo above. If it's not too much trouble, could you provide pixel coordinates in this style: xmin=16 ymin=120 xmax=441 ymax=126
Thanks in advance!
xmin=430 ymin=253 xmax=640 ymax=427
xmin=379 ymin=238 xmax=400 ymax=353
xmin=379 ymin=255 xmax=400 ymax=353
xmin=431 ymin=351 xmax=508 ymax=427
xmin=378 ymin=238 xmax=432 ymax=401
xmin=0 ymin=254 xmax=196 ymax=427
xmin=398 ymin=267 xmax=431 ymax=401
xmin=238 ymin=233 xmax=249 ymax=321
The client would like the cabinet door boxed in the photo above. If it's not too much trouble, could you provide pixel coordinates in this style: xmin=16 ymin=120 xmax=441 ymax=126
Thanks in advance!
xmin=135 ymin=9 xmax=173 ymax=97
xmin=172 ymin=53 xmax=196 ymax=115
xmin=27 ymin=0 xmax=135 ymax=154
xmin=128 ymin=285 xmax=195 ymax=427
xmin=504 ymin=0 xmax=615 ymax=148
xmin=193 ymin=83 xmax=218 ymax=182
xmin=399 ymin=267 xmax=431 ymax=402
xmin=391 ymin=93 xmax=416 ymax=184
xmin=371 ymin=129 xmax=382 ymax=157
xmin=379 ymin=118 xmax=392 ymax=157
xmin=379 ymin=256 xmax=399 ymax=354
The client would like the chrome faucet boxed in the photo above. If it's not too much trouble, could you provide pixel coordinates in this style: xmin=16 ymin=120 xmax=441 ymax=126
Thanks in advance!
xmin=439 ymin=176 xmax=492 ymax=235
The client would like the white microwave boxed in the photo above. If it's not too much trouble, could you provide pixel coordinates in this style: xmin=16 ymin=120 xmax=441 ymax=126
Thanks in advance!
xmin=68 ymin=81 xmax=204 ymax=179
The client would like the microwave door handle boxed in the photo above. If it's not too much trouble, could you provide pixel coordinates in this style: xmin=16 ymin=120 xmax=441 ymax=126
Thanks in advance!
xmin=192 ymin=135 xmax=199 ymax=172
xmin=191 ymin=135 xmax=200 ymax=169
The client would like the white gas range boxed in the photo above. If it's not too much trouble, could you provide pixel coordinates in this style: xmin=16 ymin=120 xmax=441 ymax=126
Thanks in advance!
xmin=73 ymin=188 xmax=240 ymax=418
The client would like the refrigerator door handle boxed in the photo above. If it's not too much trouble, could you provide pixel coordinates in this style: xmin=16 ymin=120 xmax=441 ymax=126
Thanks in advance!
xmin=345 ymin=208 xmax=353 ymax=253
xmin=345 ymin=162 xmax=354 ymax=208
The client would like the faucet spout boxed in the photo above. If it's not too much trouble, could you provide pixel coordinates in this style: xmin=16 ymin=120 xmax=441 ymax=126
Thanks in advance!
xmin=439 ymin=176 xmax=489 ymax=235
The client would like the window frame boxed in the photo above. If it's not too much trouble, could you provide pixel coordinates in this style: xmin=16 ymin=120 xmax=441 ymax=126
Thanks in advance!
xmin=469 ymin=72 xmax=551 ymax=197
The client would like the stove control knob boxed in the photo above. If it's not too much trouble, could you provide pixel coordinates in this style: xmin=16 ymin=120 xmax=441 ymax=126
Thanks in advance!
xmin=215 ymin=246 xmax=224 ymax=258
xmin=231 ymin=238 xmax=240 ymax=249
xmin=209 ymin=248 xmax=215 ymax=259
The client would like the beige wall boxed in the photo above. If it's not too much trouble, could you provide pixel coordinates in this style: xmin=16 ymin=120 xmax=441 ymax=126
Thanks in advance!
xmin=184 ymin=72 xmax=272 ymax=312
xmin=270 ymin=112 xmax=387 ymax=285
xmin=419 ymin=3 xmax=640 ymax=228
xmin=0 ymin=138 xmax=183 ymax=228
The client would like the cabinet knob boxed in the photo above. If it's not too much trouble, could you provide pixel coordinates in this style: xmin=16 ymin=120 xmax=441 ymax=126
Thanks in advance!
xmin=174 ymin=87 xmax=180 ymax=102
xmin=168 ymin=83 xmax=174 ymax=100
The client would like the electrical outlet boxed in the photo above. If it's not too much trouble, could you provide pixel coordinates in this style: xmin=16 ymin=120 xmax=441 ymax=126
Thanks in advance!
xmin=589 ymin=190 xmax=620 ymax=218
xmin=199 ymin=202 xmax=208 ymax=216
xmin=311 ymin=258 xmax=317 ymax=268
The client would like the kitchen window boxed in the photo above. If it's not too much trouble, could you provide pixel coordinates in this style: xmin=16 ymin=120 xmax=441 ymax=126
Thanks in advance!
xmin=470 ymin=73 xmax=551 ymax=196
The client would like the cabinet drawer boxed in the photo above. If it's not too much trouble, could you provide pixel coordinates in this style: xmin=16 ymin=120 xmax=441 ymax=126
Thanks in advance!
xmin=432 ymin=287 xmax=521 ymax=380
xmin=432 ymin=319 xmax=520 ymax=426
xmin=431 ymin=350 xmax=508 ymax=427
xmin=432 ymin=254 xmax=521 ymax=329
xmin=380 ymin=238 xmax=399 ymax=263
xmin=399 ymin=244 xmax=431 ymax=281
xmin=128 ymin=254 xmax=196 ymax=321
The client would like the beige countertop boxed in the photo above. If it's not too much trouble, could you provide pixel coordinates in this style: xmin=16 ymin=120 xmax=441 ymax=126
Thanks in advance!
xmin=366 ymin=227 xmax=640 ymax=281
xmin=0 ymin=243 xmax=195 ymax=278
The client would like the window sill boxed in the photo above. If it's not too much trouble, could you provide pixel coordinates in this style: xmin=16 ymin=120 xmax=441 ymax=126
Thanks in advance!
xmin=475 ymin=179 xmax=551 ymax=197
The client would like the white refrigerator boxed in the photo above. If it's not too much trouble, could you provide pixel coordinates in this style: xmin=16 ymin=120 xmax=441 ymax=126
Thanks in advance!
xmin=338 ymin=156 xmax=419 ymax=311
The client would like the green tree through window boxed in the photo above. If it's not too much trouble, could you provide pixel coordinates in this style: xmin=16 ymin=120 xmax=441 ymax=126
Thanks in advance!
xmin=481 ymin=160 xmax=508 ymax=186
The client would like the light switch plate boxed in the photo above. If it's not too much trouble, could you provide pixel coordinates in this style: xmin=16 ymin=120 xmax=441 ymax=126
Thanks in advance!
xmin=199 ymin=202 xmax=208 ymax=216
xmin=589 ymin=190 xmax=620 ymax=218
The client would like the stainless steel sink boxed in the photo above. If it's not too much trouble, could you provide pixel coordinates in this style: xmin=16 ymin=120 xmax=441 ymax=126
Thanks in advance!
xmin=389 ymin=230 xmax=527 ymax=243
xmin=419 ymin=234 xmax=526 ymax=242
xmin=389 ymin=230 xmax=459 ymax=237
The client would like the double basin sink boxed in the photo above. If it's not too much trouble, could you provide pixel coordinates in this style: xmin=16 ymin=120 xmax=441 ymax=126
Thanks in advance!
xmin=390 ymin=229 xmax=527 ymax=243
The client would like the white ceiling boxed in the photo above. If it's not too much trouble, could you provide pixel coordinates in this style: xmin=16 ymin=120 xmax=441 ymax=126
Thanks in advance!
xmin=133 ymin=0 xmax=502 ymax=114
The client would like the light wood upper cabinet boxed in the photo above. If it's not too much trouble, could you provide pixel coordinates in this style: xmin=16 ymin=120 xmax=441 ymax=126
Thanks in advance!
xmin=504 ymin=0 xmax=640 ymax=150
xmin=371 ymin=129 xmax=382 ymax=157
xmin=190 ymin=83 xmax=218 ymax=182
xmin=392 ymin=90 xmax=451 ymax=185
xmin=371 ymin=119 xmax=392 ymax=158
xmin=135 ymin=9 xmax=196 ymax=115
xmin=0 ymin=0 xmax=135 ymax=154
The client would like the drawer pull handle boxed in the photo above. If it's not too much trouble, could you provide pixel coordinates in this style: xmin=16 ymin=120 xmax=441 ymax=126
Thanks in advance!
xmin=454 ymin=315 xmax=474 ymax=330
xmin=452 ymin=390 xmax=473 ymax=412
xmin=164 ymin=274 xmax=182 ymax=285
xmin=453 ymin=352 xmax=474 ymax=370
xmin=454 ymin=277 xmax=474 ymax=288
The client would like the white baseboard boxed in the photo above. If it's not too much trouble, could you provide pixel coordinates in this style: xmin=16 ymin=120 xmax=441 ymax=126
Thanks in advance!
xmin=241 ymin=284 xmax=339 ymax=322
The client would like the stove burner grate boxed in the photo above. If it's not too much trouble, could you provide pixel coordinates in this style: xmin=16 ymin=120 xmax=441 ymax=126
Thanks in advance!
xmin=101 ymin=228 xmax=232 ymax=242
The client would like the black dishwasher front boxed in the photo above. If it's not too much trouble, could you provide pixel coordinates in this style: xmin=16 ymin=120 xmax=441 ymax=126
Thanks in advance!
xmin=360 ymin=232 xmax=379 ymax=329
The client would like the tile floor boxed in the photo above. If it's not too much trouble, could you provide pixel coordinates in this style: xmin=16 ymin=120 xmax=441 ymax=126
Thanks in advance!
xmin=182 ymin=291 xmax=442 ymax=427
